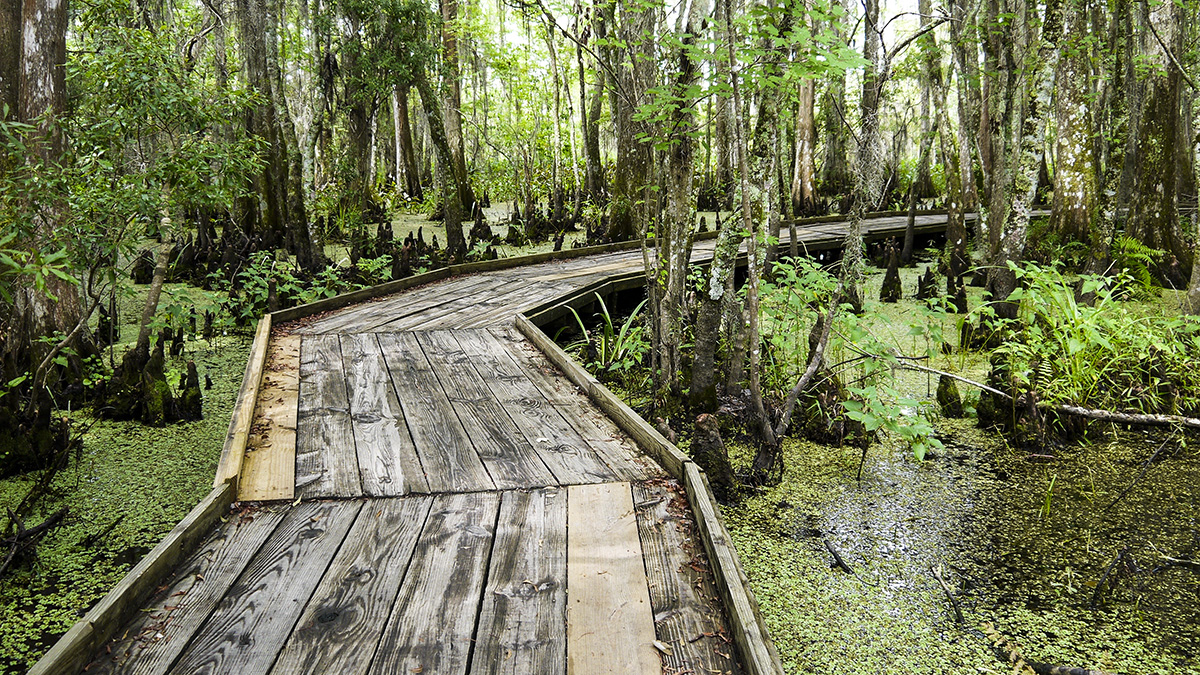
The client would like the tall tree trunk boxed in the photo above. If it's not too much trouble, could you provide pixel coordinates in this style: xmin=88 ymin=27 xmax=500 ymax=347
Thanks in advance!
xmin=1049 ymin=0 xmax=1098 ymax=247
xmin=4 ymin=0 xmax=92 ymax=423
xmin=414 ymin=72 xmax=467 ymax=259
xmin=979 ymin=0 xmax=1022 ymax=264
xmin=840 ymin=0 xmax=883 ymax=312
xmin=266 ymin=0 xmax=320 ymax=269
xmin=1127 ymin=0 xmax=1189 ymax=285
xmin=580 ymin=40 xmax=604 ymax=204
xmin=237 ymin=0 xmax=316 ymax=266
xmin=441 ymin=0 xmax=475 ymax=210
xmin=653 ymin=0 xmax=708 ymax=398
xmin=0 ymin=0 xmax=17 ymax=121
xmin=947 ymin=0 xmax=981 ymax=213
xmin=985 ymin=0 xmax=1064 ymax=319
xmin=394 ymin=86 xmax=424 ymax=200
xmin=791 ymin=79 xmax=817 ymax=216
xmin=606 ymin=0 xmax=655 ymax=241
xmin=901 ymin=0 xmax=941 ymax=265
xmin=819 ymin=0 xmax=852 ymax=200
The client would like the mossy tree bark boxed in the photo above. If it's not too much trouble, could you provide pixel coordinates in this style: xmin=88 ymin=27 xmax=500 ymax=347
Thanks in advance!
xmin=1049 ymin=0 xmax=1099 ymax=249
xmin=985 ymin=0 xmax=1064 ymax=320
xmin=414 ymin=71 xmax=468 ymax=260
xmin=440 ymin=0 xmax=476 ymax=211
xmin=237 ymin=0 xmax=320 ymax=270
xmin=605 ymin=0 xmax=656 ymax=242
xmin=901 ymin=0 xmax=941 ymax=265
xmin=1127 ymin=0 xmax=1190 ymax=286
xmin=651 ymin=0 xmax=708 ymax=399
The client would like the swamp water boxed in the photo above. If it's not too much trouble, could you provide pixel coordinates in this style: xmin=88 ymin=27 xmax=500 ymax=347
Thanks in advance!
xmin=724 ymin=422 xmax=1200 ymax=674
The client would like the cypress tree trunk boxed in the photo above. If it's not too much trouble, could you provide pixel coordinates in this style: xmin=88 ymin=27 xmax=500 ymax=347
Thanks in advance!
xmin=414 ymin=72 xmax=468 ymax=259
xmin=1127 ymin=0 xmax=1189 ymax=285
xmin=1049 ymin=0 xmax=1098 ymax=248
xmin=901 ymin=0 xmax=941 ymax=265
xmin=986 ymin=0 xmax=1065 ymax=319
xmin=394 ymin=86 xmax=424 ymax=200
xmin=606 ymin=0 xmax=655 ymax=242
xmin=791 ymin=79 xmax=817 ymax=217
xmin=441 ymin=0 xmax=475 ymax=210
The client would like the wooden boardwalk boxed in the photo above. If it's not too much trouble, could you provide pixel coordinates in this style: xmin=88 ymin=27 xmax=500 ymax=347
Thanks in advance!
xmin=64 ymin=213 xmax=956 ymax=675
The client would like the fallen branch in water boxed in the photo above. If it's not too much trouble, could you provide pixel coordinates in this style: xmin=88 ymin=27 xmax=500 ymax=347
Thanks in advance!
xmin=882 ymin=360 xmax=1200 ymax=432
xmin=982 ymin=622 xmax=1116 ymax=675
xmin=931 ymin=563 xmax=963 ymax=624
xmin=822 ymin=538 xmax=878 ymax=587
xmin=1089 ymin=546 xmax=1129 ymax=610
xmin=1 ymin=507 xmax=69 ymax=578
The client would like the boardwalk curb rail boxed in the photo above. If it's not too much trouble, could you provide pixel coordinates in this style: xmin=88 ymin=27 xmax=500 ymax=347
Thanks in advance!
xmin=514 ymin=313 xmax=786 ymax=675
xmin=28 ymin=483 xmax=234 ymax=675
xmin=213 ymin=314 xmax=272 ymax=491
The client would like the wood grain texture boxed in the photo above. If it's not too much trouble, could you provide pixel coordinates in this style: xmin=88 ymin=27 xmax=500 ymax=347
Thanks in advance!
xmin=417 ymin=331 xmax=557 ymax=489
xmin=489 ymin=327 xmax=661 ymax=481
xmin=90 ymin=507 xmax=287 ymax=675
xmin=168 ymin=500 xmax=362 ymax=675
xmin=295 ymin=334 xmax=363 ymax=498
xmin=280 ymin=268 xmax=452 ymax=329
xmin=566 ymin=482 xmax=659 ymax=675
xmin=453 ymin=331 xmax=617 ymax=485
xmin=214 ymin=315 xmax=272 ymax=490
xmin=376 ymin=332 xmax=494 ymax=493
xmin=240 ymin=335 xmax=300 ymax=502
xmin=633 ymin=482 xmax=741 ymax=674
xmin=470 ymin=489 xmax=567 ymax=675
xmin=269 ymin=496 xmax=434 ymax=675
xmin=368 ymin=492 xmax=500 ymax=675
xmin=340 ymin=333 xmax=429 ymax=496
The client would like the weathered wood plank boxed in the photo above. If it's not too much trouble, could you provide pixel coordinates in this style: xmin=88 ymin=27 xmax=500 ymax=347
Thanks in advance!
xmin=88 ymin=507 xmax=287 ymax=675
xmin=376 ymin=332 xmax=494 ymax=493
xmin=453 ymin=331 xmax=617 ymax=485
xmin=240 ymin=335 xmax=300 ymax=502
xmin=633 ymin=482 xmax=742 ymax=674
xmin=296 ymin=334 xmax=363 ymax=498
xmin=566 ymin=482 xmax=659 ymax=675
xmin=214 ymin=315 xmax=272 ymax=491
xmin=280 ymin=268 xmax=452 ymax=329
xmin=487 ymin=327 xmax=662 ymax=481
xmin=348 ymin=275 xmax=499 ymax=332
xmin=368 ymin=492 xmax=500 ymax=675
xmin=469 ymin=489 xmax=567 ymax=675
xmin=683 ymin=463 xmax=783 ymax=675
xmin=381 ymin=278 xmax=541 ymax=332
xmin=269 ymin=496 xmax=434 ymax=675
xmin=340 ymin=334 xmax=429 ymax=496
xmin=168 ymin=501 xmax=362 ymax=675
xmin=416 ymin=331 xmax=557 ymax=489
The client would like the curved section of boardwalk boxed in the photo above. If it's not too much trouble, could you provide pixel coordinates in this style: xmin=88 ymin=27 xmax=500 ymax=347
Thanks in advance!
xmin=63 ymin=213 xmax=957 ymax=675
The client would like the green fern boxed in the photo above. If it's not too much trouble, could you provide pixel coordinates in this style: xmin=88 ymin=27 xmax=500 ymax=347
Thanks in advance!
xmin=1110 ymin=235 xmax=1162 ymax=295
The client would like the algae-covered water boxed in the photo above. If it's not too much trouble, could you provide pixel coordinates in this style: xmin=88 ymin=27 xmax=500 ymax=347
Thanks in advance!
xmin=724 ymin=423 xmax=1199 ymax=674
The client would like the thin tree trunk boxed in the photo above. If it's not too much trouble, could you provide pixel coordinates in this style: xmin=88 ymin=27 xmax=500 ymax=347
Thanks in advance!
xmin=441 ymin=0 xmax=475 ymax=210
xmin=902 ymin=0 xmax=941 ymax=265
xmin=414 ymin=72 xmax=467 ymax=259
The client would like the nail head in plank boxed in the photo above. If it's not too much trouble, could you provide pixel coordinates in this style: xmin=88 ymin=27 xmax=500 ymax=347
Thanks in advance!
xmin=566 ymin=482 xmax=659 ymax=675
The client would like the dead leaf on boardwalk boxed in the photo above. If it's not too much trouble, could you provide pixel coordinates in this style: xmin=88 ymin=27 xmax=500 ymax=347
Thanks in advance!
xmin=653 ymin=640 xmax=674 ymax=655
